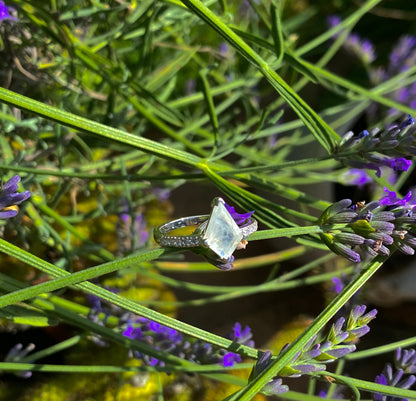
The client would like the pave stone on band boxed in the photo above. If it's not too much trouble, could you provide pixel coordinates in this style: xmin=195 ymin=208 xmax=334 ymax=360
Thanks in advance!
xmin=153 ymin=198 xmax=257 ymax=262
xmin=153 ymin=215 xmax=208 ymax=248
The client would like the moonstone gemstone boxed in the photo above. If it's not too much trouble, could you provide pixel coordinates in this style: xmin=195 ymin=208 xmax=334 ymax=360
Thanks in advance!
xmin=203 ymin=200 xmax=243 ymax=260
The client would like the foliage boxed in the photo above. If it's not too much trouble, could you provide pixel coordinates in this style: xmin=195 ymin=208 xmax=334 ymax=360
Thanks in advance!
xmin=0 ymin=1 xmax=415 ymax=400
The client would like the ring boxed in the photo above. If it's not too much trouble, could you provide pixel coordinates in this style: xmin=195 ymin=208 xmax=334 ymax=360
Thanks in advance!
xmin=154 ymin=197 xmax=257 ymax=268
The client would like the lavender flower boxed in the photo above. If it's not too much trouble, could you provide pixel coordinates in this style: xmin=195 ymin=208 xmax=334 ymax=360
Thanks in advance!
xmin=329 ymin=19 xmax=416 ymax=116
xmin=0 ymin=1 xmax=15 ymax=22
xmin=0 ymin=175 xmax=31 ymax=219
xmin=319 ymin=386 xmax=346 ymax=399
xmin=86 ymin=289 xmax=123 ymax=346
xmin=152 ymin=187 xmax=171 ymax=202
xmin=327 ymin=15 xmax=376 ymax=63
xmin=116 ymin=200 xmax=148 ymax=254
xmin=319 ymin=193 xmax=416 ymax=262
xmin=224 ymin=202 xmax=254 ymax=227
xmin=370 ymin=35 xmax=416 ymax=115
xmin=86 ymin=288 xmax=120 ymax=324
xmin=219 ymin=42 xmax=229 ymax=56
xmin=5 ymin=343 xmax=35 ymax=378
xmin=331 ymin=277 xmax=344 ymax=294
xmin=341 ymin=168 xmax=374 ymax=188
xmin=395 ymin=348 xmax=416 ymax=374
xmin=123 ymin=318 xmax=253 ymax=368
xmin=336 ymin=116 xmax=415 ymax=178
xmin=227 ymin=322 xmax=255 ymax=348
xmin=211 ymin=255 xmax=235 ymax=271
xmin=87 ymin=287 xmax=253 ymax=366
xmin=374 ymin=348 xmax=416 ymax=401
xmin=380 ymin=188 xmax=415 ymax=207
xmin=239 ymin=0 xmax=260 ymax=20
xmin=249 ymin=306 xmax=376 ymax=395
xmin=249 ymin=351 xmax=289 ymax=395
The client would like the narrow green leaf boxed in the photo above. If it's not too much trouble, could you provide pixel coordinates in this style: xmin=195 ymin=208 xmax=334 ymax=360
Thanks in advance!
xmin=294 ymin=54 xmax=416 ymax=116
xmin=0 ymin=87 xmax=202 ymax=167
xmin=296 ymin=0 xmax=384 ymax=56
xmin=232 ymin=256 xmax=386 ymax=401
xmin=180 ymin=0 xmax=339 ymax=153
xmin=248 ymin=226 xmax=322 ymax=241
xmin=146 ymin=49 xmax=197 ymax=92
xmin=270 ymin=1 xmax=284 ymax=64
xmin=0 ymin=304 xmax=58 ymax=327
xmin=0 ymin=239 xmax=259 ymax=358
xmin=323 ymin=372 xmax=416 ymax=401
xmin=200 ymin=68 xmax=219 ymax=148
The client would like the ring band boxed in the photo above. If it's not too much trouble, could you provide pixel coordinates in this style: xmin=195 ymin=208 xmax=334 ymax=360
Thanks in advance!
xmin=153 ymin=198 xmax=257 ymax=264
xmin=153 ymin=215 xmax=209 ymax=248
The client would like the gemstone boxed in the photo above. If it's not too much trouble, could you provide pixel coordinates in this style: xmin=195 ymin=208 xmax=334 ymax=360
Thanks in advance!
xmin=203 ymin=199 xmax=243 ymax=260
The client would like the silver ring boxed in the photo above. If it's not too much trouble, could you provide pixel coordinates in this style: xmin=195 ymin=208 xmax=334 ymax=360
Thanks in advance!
xmin=154 ymin=197 xmax=257 ymax=266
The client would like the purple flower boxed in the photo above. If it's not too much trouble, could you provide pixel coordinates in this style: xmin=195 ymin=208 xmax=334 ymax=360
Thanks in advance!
xmin=0 ymin=1 xmax=15 ymax=22
xmin=326 ymin=305 xmax=377 ymax=346
xmin=331 ymin=277 xmax=344 ymax=294
xmin=123 ymin=324 xmax=142 ymax=340
xmin=395 ymin=348 xmax=416 ymax=375
xmin=336 ymin=116 xmax=415 ymax=179
xmin=374 ymin=374 xmax=389 ymax=401
xmin=387 ymin=157 xmax=412 ymax=172
xmin=388 ymin=36 xmax=416 ymax=73
xmin=116 ymin=200 xmax=148 ymax=253
xmin=86 ymin=288 xmax=122 ymax=345
xmin=152 ymin=187 xmax=171 ymax=202
xmin=327 ymin=15 xmax=376 ymax=63
xmin=370 ymin=36 xmax=416 ymax=115
xmin=0 ymin=175 xmax=31 ymax=219
xmin=374 ymin=360 xmax=416 ymax=401
xmin=342 ymin=169 xmax=373 ymax=188
xmin=228 ymin=322 xmax=255 ymax=348
xmin=219 ymin=42 xmax=229 ymax=56
xmin=250 ymin=351 xmax=289 ymax=395
xmin=250 ymin=306 xmax=375 ymax=395
xmin=380 ymin=188 xmax=415 ymax=207
xmin=123 ymin=317 xmax=253 ymax=368
xmin=319 ymin=386 xmax=346 ymax=399
xmin=211 ymin=254 xmax=235 ymax=271
xmin=325 ymin=238 xmax=361 ymax=263
xmin=239 ymin=0 xmax=260 ymax=20
xmin=319 ymin=193 xmax=416 ymax=262
xmin=224 ymin=202 xmax=254 ymax=226
xmin=327 ymin=15 xmax=341 ymax=30
xmin=222 ymin=352 xmax=241 ymax=367
xmin=5 ymin=343 xmax=35 ymax=378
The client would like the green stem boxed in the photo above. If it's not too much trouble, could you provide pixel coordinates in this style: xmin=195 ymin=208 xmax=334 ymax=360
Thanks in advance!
xmin=180 ymin=0 xmax=339 ymax=154
xmin=0 ymin=87 xmax=202 ymax=167
xmin=0 ymin=239 xmax=259 ymax=358
xmin=231 ymin=255 xmax=387 ymax=401
xmin=248 ymin=226 xmax=322 ymax=241
xmin=321 ymin=371 xmax=416 ymax=401
xmin=0 ymin=361 xmax=252 ymax=374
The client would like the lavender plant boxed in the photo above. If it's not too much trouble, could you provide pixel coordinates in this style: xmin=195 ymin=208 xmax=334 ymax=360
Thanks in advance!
xmin=374 ymin=348 xmax=416 ymax=401
xmin=123 ymin=318 xmax=252 ymax=368
xmin=0 ymin=175 xmax=31 ymax=219
xmin=250 ymin=306 xmax=377 ymax=395
xmin=0 ymin=1 xmax=15 ymax=22
xmin=335 ymin=116 xmax=415 ymax=178
xmin=318 ymin=192 xmax=416 ymax=263
xmin=0 ymin=2 xmax=415 ymax=401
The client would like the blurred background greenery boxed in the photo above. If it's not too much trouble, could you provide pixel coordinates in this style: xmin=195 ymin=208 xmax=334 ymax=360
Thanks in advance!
xmin=0 ymin=0 xmax=415 ymax=400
